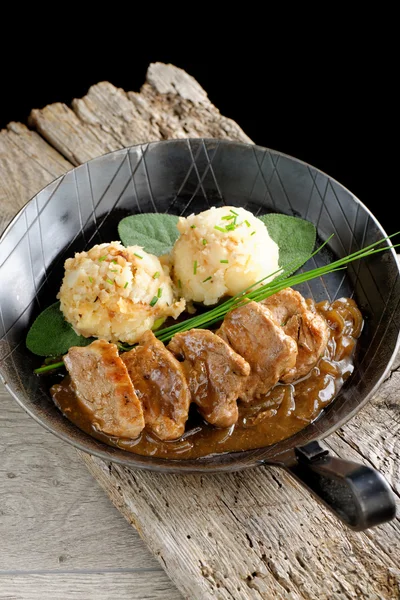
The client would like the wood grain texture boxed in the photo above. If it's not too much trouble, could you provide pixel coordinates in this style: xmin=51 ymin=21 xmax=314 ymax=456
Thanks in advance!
xmin=0 ymin=572 xmax=182 ymax=600
xmin=0 ymin=386 xmax=162 ymax=573
xmin=28 ymin=62 xmax=251 ymax=165
xmin=0 ymin=122 xmax=72 ymax=233
xmin=1 ymin=61 xmax=399 ymax=600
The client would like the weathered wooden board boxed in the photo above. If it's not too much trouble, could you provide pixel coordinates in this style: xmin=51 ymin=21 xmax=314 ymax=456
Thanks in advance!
xmin=0 ymin=122 xmax=72 ymax=232
xmin=0 ymin=387 xmax=161 ymax=573
xmin=1 ymin=62 xmax=399 ymax=600
xmin=0 ymin=572 xmax=182 ymax=600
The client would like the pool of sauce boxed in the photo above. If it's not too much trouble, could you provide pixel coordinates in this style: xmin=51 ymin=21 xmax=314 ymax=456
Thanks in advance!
xmin=51 ymin=298 xmax=363 ymax=459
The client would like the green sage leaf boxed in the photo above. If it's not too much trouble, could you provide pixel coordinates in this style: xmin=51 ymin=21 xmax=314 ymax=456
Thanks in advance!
xmin=26 ymin=301 xmax=94 ymax=357
xmin=259 ymin=213 xmax=316 ymax=275
xmin=118 ymin=213 xmax=180 ymax=255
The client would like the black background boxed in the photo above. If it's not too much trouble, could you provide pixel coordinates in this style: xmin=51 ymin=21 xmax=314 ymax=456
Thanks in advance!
xmin=0 ymin=28 xmax=395 ymax=235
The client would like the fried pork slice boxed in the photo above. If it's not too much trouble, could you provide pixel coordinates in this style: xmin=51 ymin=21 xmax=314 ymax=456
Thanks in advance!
xmin=261 ymin=288 xmax=329 ymax=382
xmin=217 ymin=301 xmax=298 ymax=401
xmin=167 ymin=329 xmax=250 ymax=428
xmin=121 ymin=331 xmax=191 ymax=441
xmin=63 ymin=339 xmax=145 ymax=439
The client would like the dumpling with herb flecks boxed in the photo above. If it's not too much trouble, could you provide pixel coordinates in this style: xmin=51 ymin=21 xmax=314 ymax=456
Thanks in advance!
xmin=171 ymin=206 xmax=280 ymax=305
xmin=58 ymin=241 xmax=185 ymax=345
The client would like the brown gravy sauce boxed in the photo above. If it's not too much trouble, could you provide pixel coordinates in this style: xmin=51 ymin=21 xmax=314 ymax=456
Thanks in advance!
xmin=51 ymin=298 xmax=363 ymax=460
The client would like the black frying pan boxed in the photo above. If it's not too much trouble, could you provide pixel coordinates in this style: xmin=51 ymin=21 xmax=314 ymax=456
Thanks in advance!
xmin=0 ymin=139 xmax=398 ymax=530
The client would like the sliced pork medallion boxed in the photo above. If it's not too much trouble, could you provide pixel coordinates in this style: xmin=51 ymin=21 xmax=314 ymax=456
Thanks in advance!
xmin=261 ymin=288 xmax=329 ymax=382
xmin=167 ymin=329 xmax=250 ymax=428
xmin=121 ymin=331 xmax=190 ymax=441
xmin=63 ymin=339 xmax=145 ymax=439
xmin=217 ymin=301 xmax=298 ymax=401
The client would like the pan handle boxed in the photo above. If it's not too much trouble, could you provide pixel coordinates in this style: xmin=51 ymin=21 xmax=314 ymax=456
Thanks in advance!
xmin=282 ymin=441 xmax=396 ymax=531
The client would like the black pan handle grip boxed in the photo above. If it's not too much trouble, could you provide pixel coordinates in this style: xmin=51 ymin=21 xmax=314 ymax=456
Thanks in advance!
xmin=284 ymin=441 xmax=397 ymax=531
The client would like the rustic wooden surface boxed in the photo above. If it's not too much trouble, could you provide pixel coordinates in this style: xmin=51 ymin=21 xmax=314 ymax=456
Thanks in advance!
xmin=0 ymin=62 xmax=399 ymax=600
xmin=0 ymin=384 xmax=182 ymax=598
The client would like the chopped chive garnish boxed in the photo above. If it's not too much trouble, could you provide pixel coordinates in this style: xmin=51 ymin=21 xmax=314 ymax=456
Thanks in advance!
xmin=149 ymin=296 xmax=158 ymax=307
xmin=230 ymin=209 xmax=239 ymax=216
xmin=178 ymin=279 xmax=182 ymax=288
xmin=124 ymin=282 xmax=129 ymax=288
xmin=251 ymin=231 xmax=256 ymax=236
xmin=203 ymin=276 xmax=212 ymax=282
xmin=134 ymin=253 xmax=143 ymax=259
xmin=153 ymin=271 xmax=160 ymax=279
xmin=225 ymin=223 xmax=236 ymax=231
xmin=111 ymin=259 xmax=117 ymax=264
xmin=157 ymin=287 xmax=162 ymax=298
xmin=220 ymin=259 xmax=229 ymax=264
xmin=214 ymin=226 xmax=226 ymax=233
xmin=110 ymin=269 xmax=118 ymax=272
xmin=190 ymin=224 xmax=196 ymax=229
xmin=245 ymin=219 xmax=251 ymax=227
xmin=202 ymin=239 xmax=207 ymax=245
xmin=89 ymin=276 xmax=93 ymax=283
xmin=221 ymin=215 xmax=235 ymax=220
xmin=99 ymin=255 xmax=107 ymax=262
xmin=106 ymin=278 xmax=114 ymax=285
xmin=193 ymin=260 xmax=198 ymax=275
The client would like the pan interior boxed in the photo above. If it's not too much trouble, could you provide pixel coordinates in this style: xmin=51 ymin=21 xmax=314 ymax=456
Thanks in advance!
xmin=1 ymin=139 xmax=399 ymax=472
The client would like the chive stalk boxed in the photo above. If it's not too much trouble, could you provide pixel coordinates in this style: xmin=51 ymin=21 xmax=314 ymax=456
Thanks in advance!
xmin=33 ymin=232 xmax=400 ymax=374
xmin=34 ymin=360 xmax=65 ymax=374
xmin=154 ymin=233 xmax=400 ymax=343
